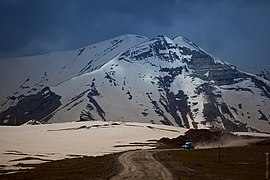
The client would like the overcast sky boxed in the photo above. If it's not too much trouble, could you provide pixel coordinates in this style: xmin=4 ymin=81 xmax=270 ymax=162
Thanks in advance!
xmin=0 ymin=0 xmax=269 ymax=68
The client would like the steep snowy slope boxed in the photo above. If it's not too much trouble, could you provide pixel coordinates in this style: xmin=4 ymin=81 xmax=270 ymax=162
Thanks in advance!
xmin=0 ymin=35 xmax=270 ymax=133
xmin=0 ymin=34 xmax=147 ymax=111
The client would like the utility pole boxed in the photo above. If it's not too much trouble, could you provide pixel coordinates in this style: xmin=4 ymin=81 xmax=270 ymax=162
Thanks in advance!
xmin=266 ymin=153 xmax=269 ymax=179
xmin=218 ymin=145 xmax=221 ymax=163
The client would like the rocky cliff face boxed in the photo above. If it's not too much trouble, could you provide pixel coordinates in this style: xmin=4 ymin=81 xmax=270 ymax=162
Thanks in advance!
xmin=243 ymin=68 xmax=270 ymax=81
xmin=0 ymin=34 xmax=269 ymax=133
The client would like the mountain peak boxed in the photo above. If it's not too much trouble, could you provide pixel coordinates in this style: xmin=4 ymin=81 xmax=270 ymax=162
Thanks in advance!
xmin=0 ymin=34 xmax=270 ymax=133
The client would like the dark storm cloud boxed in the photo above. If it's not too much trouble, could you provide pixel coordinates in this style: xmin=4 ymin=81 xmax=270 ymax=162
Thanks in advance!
xmin=0 ymin=0 xmax=269 ymax=68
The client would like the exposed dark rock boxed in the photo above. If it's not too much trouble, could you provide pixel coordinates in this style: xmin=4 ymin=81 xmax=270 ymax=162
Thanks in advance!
xmin=141 ymin=112 xmax=149 ymax=117
xmin=160 ymin=120 xmax=172 ymax=125
xmin=80 ymin=102 xmax=95 ymax=121
xmin=111 ymin=39 xmax=123 ymax=46
xmin=104 ymin=72 xmax=116 ymax=84
xmin=80 ymin=87 xmax=105 ymax=121
xmin=159 ymin=66 xmax=183 ymax=79
xmin=77 ymin=48 xmax=85 ymax=57
xmin=197 ymin=83 xmax=247 ymax=131
xmin=220 ymin=103 xmax=234 ymax=119
xmin=0 ymin=87 xmax=61 ymax=125
xmin=222 ymin=118 xmax=248 ymax=132
xmin=221 ymin=87 xmax=253 ymax=93
xmin=168 ymin=90 xmax=190 ymax=128
xmin=88 ymin=87 xmax=100 ymax=97
xmin=56 ymin=89 xmax=91 ymax=114
xmin=238 ymin=104 xmax=242 ymax=109
xmin=126 ymin=91 xmax=133 ymax=100
xmin=155 ymin=64 xmax=191 ymax=127
xmin=230 ymin=107 xmax=238 ymax=115
xmin=250 ymin=76 xmax=270 ymax=98
xmin=120 ymin=35 xmax=182 ymax=63
xmin=203 ymin=103 xmax=220 ymax=122
xmin=258 ymin=110 xmax=268 ymax=121
xmin=256 ymin=69 xmax=270 ymax=81
xmin=21 ymin=86 xmax=30 ymax=89
xmin=181 ymin=47 xmax=247 ymax=85
xmin=79 ymin=60 xmax=93 ymax=75
xmin=87 ymin=97 xmax=105 ymax=121
xmin=159 ymin=95 xmax=170 ymax=113
xmin=147 ymin=94 xmax=172 ymax=125
xmin=202 ymin=102 xmax=247 ymax=132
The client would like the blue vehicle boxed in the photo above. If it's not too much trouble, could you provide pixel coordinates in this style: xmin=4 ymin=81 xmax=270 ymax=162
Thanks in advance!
xmin=181 ymin=141 xmax=194 ymax=150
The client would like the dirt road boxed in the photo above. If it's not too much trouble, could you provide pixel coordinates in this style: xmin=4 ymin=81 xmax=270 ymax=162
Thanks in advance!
xmin=110 ymin=149 xmax=174 ymax=180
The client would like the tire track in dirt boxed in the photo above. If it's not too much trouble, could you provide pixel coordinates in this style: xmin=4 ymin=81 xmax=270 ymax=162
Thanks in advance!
xmin=110 ymin=149 xmax=173 ymax=180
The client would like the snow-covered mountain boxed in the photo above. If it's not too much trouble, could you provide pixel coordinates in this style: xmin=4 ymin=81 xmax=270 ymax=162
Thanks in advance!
xmin=0 ymin=34 xmax=270 ymax=133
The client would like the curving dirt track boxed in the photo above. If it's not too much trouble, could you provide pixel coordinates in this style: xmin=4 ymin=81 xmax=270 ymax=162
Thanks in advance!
xmin=110 ymin=150 xmax=174 ymax=180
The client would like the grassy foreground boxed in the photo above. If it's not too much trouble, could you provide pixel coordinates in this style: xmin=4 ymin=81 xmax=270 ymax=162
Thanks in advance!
xmin=1 ymin=140 xmax=269 ymax=179
xmin=0 ymin=153 xmax=120 ymax=180
xmin=155 ymin=143 xmax=270 ymax=180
